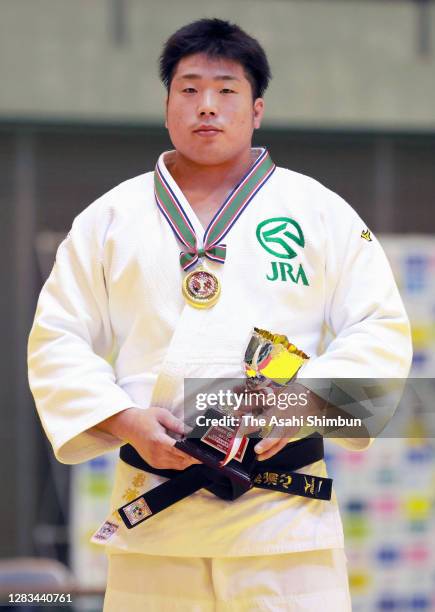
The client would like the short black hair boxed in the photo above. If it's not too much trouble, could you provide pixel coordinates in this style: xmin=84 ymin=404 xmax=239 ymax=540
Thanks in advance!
xmin=159 ymin=18 xmax=271 ymax=99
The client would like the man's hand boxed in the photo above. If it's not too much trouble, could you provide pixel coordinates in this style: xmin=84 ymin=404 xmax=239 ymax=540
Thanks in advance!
xmin=94 ymin=406 xmax=202 ymax=470
xmin=254 ymin=436 xmax=292 ymax=461
xmin=232 ymin=381 xmax=322 ymax=461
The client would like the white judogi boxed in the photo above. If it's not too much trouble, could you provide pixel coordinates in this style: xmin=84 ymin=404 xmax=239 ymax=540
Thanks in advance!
xmin=28 ymin=148 xmax=411 ymax=607
xmin=103 ymin=548 xmax=352 ymax=611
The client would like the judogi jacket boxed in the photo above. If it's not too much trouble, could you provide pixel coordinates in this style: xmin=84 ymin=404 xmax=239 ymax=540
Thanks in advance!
xmin=28 ymin=148 xmax=412 ymax=557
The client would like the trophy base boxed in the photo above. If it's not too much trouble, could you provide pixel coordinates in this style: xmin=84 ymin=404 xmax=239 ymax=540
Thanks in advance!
xmin=175 ymin=407 xmax=261 ymax=487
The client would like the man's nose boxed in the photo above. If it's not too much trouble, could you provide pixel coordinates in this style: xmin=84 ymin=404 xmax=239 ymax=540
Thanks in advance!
xmin=197 ymin=91 xmax=218 ymax=117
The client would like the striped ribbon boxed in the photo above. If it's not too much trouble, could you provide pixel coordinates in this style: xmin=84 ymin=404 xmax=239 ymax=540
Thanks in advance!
xmin=154 ymin=148 xmax=276 ymax=271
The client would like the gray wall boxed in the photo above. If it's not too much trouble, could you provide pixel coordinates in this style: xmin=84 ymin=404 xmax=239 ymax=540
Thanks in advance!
xmin=0 ymin=0 xmax=434 ymax=129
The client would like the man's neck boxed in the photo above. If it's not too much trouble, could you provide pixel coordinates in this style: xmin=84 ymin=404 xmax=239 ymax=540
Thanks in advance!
xmin=165 ymin=148 xmax=257 ymax=200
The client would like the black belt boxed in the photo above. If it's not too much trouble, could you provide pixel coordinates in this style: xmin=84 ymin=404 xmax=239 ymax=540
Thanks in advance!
xmin=117 ymin=434 xmax=332 ymax=529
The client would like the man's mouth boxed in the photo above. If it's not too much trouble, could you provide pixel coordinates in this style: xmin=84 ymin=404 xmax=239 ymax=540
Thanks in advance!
xmin=193 ymin=126 xmax=223 ymax=137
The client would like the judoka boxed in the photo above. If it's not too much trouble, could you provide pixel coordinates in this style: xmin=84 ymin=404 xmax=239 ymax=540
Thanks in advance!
xmin=28 ymin=18 xmax=412 ymax=611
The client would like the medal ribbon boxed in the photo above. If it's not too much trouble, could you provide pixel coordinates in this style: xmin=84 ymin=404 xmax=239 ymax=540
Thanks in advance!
xmin=154 ymin=148 xmax=276 ymax=271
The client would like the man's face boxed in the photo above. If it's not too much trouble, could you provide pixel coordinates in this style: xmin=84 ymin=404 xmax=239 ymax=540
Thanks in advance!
xmin=165 ymin=53 xmax=264 ymax=166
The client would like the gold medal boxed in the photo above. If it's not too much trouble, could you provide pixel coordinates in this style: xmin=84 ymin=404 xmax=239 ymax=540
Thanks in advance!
xmin=182 ymin=266 xmax=221 ymax=309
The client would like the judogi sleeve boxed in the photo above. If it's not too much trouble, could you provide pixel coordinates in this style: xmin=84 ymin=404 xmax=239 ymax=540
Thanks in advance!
xmin=298 ymin=187 xmax=413 ymax=449
xmin=28 ymin=198 xmax=141 ymax=464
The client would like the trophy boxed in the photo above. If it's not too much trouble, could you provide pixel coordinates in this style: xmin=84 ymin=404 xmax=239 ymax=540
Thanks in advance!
xmin=174 ymin=328 xmax=309 ymax=487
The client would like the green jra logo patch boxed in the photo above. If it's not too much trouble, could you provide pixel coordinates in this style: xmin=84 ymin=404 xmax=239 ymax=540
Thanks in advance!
xmin=256 ymin=217 xmax=309 ymax=286
xmin=266 ymin=261 xmax=309 ymax=285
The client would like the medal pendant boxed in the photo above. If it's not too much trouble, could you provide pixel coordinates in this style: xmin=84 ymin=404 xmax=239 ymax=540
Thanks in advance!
xmin=182 ymin=266 xmax=221 ymax=309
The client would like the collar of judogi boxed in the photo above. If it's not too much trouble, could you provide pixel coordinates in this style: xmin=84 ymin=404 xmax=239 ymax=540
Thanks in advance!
xmin=154 ymin=147 xmax=276 ymax=271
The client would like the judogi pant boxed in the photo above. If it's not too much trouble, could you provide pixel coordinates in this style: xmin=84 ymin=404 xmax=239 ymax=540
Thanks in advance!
xmin=103 ymin=548 xmax=352 ymax=611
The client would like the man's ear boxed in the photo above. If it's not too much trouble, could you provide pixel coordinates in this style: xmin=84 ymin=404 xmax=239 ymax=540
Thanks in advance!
xmin=253 ymin=98 xmax=265 ymax=130
xmin=164 ymin=95 xmax=169 ymax=129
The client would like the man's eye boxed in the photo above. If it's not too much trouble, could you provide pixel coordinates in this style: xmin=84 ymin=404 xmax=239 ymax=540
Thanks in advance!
xmin=182 ymin=88 xmax=197 ymax=93
xmin=221 ymin=88 xmax=235 ymax=94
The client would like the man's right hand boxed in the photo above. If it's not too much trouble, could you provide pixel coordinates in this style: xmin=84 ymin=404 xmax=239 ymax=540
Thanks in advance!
xmin=94 ymin=406 xmax=202 ymax=470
